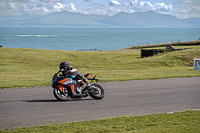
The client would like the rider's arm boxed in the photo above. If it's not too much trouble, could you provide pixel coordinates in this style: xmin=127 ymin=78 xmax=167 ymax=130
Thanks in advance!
xmin=68 ymin=66 xmax=78 ymax=74
xmin=70 ymin=69 xmax=77 ymax=73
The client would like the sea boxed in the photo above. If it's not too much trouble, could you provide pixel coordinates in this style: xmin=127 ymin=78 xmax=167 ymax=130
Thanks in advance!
xmin=0 ymin=27 xmax=200 ymax=51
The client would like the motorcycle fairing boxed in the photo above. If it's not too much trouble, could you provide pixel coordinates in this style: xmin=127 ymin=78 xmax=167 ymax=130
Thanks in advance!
xmin=58 ymin=78 xmax=76 ymax=96
xmin=85 ymin=73 xmax=92 ymax=79
xmin=57 ymin=85 xmax=63 ymax=92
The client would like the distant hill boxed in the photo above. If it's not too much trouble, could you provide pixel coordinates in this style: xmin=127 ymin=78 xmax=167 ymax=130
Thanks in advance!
xmin=0 ymin=11 xmax=200 ymax=28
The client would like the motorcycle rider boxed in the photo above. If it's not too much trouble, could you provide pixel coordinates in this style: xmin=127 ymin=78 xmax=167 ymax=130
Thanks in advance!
xmin=166 ymin=43 xmax=175 ymax=51
xmin=59 ymin=62 xmax=90 ymax=93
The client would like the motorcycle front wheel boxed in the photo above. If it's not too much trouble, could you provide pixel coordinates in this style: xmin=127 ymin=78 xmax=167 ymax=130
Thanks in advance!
xmin=89 ymin=84 xmax=104 ymax=100
xmin=53 ymin=87 xmax=71 ymax=101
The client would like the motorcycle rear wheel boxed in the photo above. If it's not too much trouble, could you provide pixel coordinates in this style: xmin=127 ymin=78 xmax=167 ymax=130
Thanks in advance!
xmin=89 ymin=84 xmax=104 ymax=100
xmin=53 ymin=87 xmax=71 ymax=101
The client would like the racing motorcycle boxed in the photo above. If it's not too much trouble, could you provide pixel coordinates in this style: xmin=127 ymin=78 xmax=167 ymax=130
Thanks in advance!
xmin=51 ymin=71 xmax=104 ymax=101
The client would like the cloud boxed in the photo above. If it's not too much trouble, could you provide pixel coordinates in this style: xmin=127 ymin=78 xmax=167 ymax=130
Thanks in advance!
xmin=82 ymin=0 xmax=174 ymax=16
xmin=109 ymin=1 xmax=121 ymax=6
xmin=0 ymin=0 xmax=199 ymax=19
xmin=83 ymin=0 xmax=91 ymax=2
xmin=49 ymin=2 xmax=77 ymax=12
xmin=69 ymin=3 xmax=76 ymax=11
xmin=130 ymin=0 xmax=137 ymax=7
xmin=137 ymin=2 xmax=153 ymax=11
xmin=53 ymin=3 xmax=65 ymax=11
xmin=0 ymin=0 xmax=77 ymax=17
xmin=139 ymin=2 xmax=153 ymax=8
xmin=154 ymin=2 xmax=172 ymax=12
xmin=173 ymin=0 xmax=200 ymax=18
xmin=124 ymin=1 xmax=173 ymax=14
xmin=184 ymin=0 xmax=192 ymax=4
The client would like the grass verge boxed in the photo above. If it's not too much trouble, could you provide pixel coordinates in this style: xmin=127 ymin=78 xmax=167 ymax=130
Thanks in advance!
xmin=0 ymin=47 xmax=200 ymax=88
xmin=1 ymin=110 xmax=199 ymax=133
xmin=123 ymin=40 xmax=200 ymax=49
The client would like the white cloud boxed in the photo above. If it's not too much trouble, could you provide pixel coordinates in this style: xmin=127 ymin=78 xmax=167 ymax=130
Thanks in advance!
xmin=109 ymin=1 xmax=121 ymax=6
xmin=130 ymin=0 xmax=137 ymax=7
xmin=139 ymin=2 xmax=153 ymax=8
xmin=83 ymin=0 xmax=90 ymax=2
xmin=0 ymin=0 xmax=199 ymax=19
xmin=174 ymin=0 xmax=200 ymax=18
xmin=0 ymin=2 xmax=22 ymax=16
xmin=9 ymin=3 xmax=17 ymax=9
xmin=54 ymin=3 xmax=65 ymax=11
xmin=52 ymin=2 xmax=76 ymax=12
xmin=69 ymin=3 xmax=76 ymax=11
xmin=0 ymin=1 xmax=77 ymax=17
xmin=154 ymin=2 xmax=172 ymax=12
xmin=83 ymin=1 xmax=174 ymax=16
xmin=135 ymin=2 xmax=153 ymax=12
xmin=184 ymin=0 xmax=192 ymax=4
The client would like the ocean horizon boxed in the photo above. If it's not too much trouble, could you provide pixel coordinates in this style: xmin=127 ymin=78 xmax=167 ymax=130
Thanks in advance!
xmin=1 ymin=27 xmax=200 ymax=51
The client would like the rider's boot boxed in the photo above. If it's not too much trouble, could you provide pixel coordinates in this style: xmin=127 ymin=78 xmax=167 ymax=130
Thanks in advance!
xmin=76 ymin=87 xmax=81 ymax=94
xmin=80 ymin=78 xmax=90 ymax=94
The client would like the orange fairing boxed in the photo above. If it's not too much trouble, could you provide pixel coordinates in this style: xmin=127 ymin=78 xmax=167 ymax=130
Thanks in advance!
xmin=57 ymin=85 xmax=63 ymax=92
xmin=58 ymin=78 xmax=75 ymax=95
xmin=58 ymin=78 xmax=69 ymax=84
xmin=86 ymin=73 xmax=92 ymax=79
xmin=70 ymin=83 xmax=75 ymax=95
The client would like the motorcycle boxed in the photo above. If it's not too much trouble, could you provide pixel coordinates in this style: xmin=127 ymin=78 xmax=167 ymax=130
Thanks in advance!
xmin=51 ymin=71 xmax=104 ymax=101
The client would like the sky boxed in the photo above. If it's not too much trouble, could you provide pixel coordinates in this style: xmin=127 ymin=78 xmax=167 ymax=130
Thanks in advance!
xmin=0 ymin=0 xmax=200 ymax=20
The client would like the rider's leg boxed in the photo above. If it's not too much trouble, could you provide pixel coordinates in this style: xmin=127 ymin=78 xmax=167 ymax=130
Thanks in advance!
xmin=76 ymin=73 xmax=91 ymax=86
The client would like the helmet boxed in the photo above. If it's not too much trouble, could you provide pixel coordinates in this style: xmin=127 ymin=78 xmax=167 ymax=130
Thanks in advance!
xmin=59 ymin=62 xmax=69 ymax=72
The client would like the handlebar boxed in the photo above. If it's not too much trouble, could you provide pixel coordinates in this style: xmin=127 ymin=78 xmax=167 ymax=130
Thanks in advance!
xmin=89 ymin=76 xmax=99 ymax=83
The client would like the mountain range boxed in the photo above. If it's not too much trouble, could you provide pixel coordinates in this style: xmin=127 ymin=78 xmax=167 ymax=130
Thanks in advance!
xmin=0 ymin=11 xmax=200 ymax=28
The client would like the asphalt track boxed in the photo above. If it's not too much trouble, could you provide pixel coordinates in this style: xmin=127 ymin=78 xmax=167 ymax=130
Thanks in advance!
xmin=0 ymin=77 xmax=200 ymax=130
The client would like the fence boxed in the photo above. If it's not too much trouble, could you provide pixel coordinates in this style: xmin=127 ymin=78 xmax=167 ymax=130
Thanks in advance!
xmin=129 ymin=39 xmax=200 ymax=47
xmin=77 ymin=49 xmax=102 ymax=51
xmin=141 ymin=49 xmax=189 ymax=58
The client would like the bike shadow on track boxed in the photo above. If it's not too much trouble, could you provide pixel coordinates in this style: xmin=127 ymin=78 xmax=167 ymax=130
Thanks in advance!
xmin=25 ymin=98 xmax=93 ymax=102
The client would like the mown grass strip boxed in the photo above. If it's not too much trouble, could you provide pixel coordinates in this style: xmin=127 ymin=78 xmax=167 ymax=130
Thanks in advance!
xmin=1 ymin=110 xmax=199 ymax=133
xmin=0 ymin=47 xmax=200 ymax=88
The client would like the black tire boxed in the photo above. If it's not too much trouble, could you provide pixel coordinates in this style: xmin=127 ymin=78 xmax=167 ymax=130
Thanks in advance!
xmin=89 ymin=84 xmax=104 ymax=100
xmin=53 ymin=87 xmax=71 ymax=101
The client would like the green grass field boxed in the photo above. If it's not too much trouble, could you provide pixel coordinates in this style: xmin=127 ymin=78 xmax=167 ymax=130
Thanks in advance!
xmin=0 ymin=46 xmax=200 ymax=132
xmin=0 ymin=47 xmax=200 ymax=88
xmin=1 ymin=110 xmax=199 ymax=133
